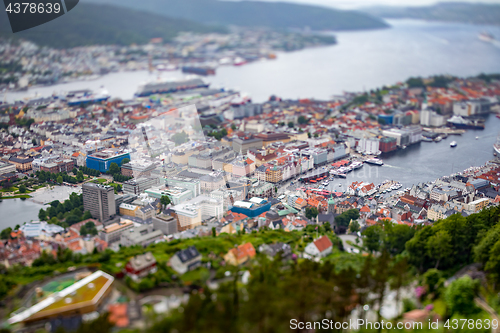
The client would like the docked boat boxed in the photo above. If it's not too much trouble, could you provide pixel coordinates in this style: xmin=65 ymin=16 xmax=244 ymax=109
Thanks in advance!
xmin=135 ymin=78 xmax=209 ymax=97
xmin=450 ymin=141 xmax=457 ymax=148
xmin=365 ymin=158 xmax=383 ymax=166
xmin=434 ymin=136 xmax=442 ymax=142
xmin=447 ymin=115 xmax=485 ymax=130
xmin=351 ymin=161 xmax=363 ymax=170
xmin=421 ymin=136 xmax=433 ymax=142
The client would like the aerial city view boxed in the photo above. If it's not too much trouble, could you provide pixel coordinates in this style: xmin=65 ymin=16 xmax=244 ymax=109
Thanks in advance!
xmin=1 ymin=0 xmax=500 ymax=332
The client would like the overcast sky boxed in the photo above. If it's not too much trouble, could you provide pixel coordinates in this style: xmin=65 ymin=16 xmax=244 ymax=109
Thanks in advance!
xmin=253 ymin=0 xmax=500 ymax=9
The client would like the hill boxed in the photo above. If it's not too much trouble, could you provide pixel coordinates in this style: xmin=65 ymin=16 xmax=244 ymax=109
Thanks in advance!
xmin=364 ymin=2 xmax=500 ymax=26
xmin=0 ymin=3 xmax=227 ymax=48
xmin=86 ymin=0 xmax=389 ymax=31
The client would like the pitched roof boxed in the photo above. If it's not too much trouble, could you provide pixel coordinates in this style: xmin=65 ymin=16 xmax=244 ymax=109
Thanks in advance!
xmin=313 ymin=235 xmax=333 ymax=253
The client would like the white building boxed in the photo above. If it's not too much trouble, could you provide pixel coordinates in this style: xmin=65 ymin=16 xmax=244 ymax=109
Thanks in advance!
xmin=357 ymin=137 xmax=380 ymax=155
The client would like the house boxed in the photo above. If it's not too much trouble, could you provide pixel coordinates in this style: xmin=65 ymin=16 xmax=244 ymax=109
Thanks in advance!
xmin=169 ymin=246 xmax=202 ymax=275
xmin=304 ymin=235 xmax=333 ymax=259
xmin=224 ymin=242 xmax=256 ymax=265
xmin=125 ymin=252 xmax=157 ymax=281
xmin=258 ymin=242 xmax=292 ymax=261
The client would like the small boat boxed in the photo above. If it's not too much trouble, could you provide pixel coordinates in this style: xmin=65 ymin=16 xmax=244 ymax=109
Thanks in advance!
xmin=476 ymin=136 xmax=479 ymax=140
xmin=450 ymin=141 xmax=457 ymax=148
xmin=434 ymin=136 xmax=442 ymax=142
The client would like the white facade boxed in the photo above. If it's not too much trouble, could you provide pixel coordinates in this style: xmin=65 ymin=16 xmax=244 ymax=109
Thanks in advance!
xmin=357 ymin=137 xmax=380 ymax=155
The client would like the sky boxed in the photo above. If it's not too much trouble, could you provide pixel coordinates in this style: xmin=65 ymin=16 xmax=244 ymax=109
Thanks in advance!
xmin=253 ymin=0 xmax=500 ymax=9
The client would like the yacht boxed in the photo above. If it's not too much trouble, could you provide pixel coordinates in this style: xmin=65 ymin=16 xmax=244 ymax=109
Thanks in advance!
xmin=365 ymin=158 xmax=383 ymax=166
xmin=450 ymin=141 xmax=457 ymax=148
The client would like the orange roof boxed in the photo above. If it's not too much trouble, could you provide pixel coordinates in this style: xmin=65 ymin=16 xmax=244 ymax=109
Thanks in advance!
xmin=231 ymin=242 xmax=256 ymax=261
xmin=360 ymin=205 xmax=371 ymax=213
xmin=108 ymin=303 xmax=129 ymax=328
xmin=313 ymin=236 xmax=333 ymax=253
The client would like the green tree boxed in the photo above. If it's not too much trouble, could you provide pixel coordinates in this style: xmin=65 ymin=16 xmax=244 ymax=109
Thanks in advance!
xmin=423 ymin=269 xmax=442 ymax=295
xmin=82 ymin=210 xmax=92 ymax=220
xmin=38 ymin=208 xmax=47 ymax=221
xmin=76 ymin=170 xmax=84 ymax=182
xmin=160 ymin=195 xmax=171 ymax=211
xmin=426 ymin=230 xmax=452 ymax=269
xmin=445 ymin=275 xmax=480 ymax=316
xmin=0 ymin=227 xmax=12 ymax=239
xmin=56 ymin=175 xmax=63 ymax=184
xmin=348 ymin=220 xmax=360 ymax=234
xmin=305 ymin=207 xmax=318 ymax=220
xmin=363 ymin=225 xmax=383 ymax=253
xmin=485 ymin=239 xmax=500 ymax=288
xmin=287 ymin=121 xmax=294 ymax=128
xmin=109 ymin=162 xmax=120 ymax=175
xmin=32 ymin=138 xmax=37 ymax=146
xmin=18 ymin=184 xmax=26 ymax=193
xmin=297 ymin=116 xmax=309 ymax=124
xmin=121 ymin=158 xmax=130 ymax=165
xmin=406 ymin=77 xmax=425 ymax=88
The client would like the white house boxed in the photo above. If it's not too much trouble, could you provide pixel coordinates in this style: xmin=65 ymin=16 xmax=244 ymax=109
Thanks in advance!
xmin=304 ymin=235 xmax=333 ymax=259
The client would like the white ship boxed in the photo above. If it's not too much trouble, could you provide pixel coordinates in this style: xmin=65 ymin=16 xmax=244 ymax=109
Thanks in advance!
xmin=479 ymin=32 xmax=495 ymax=43
xmin=494 ymin=133 xmax=500 ymax=156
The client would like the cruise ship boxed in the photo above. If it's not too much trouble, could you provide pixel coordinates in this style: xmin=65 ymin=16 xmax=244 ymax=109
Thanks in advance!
xmin=447 ymin=115 xmax=485 ymax=130
xmin=66 ymin=89 xmax=110 ymax=106
xmin=135 ymin=78 xmax=209 ymax=97
xmin=494 ymin=133 xmax=500 ymax=156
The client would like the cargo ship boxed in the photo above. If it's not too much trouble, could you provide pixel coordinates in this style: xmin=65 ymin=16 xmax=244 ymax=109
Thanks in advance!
xmin=181 ymin=66 xmax=216 ymax=76
xmin=135 ymin=78 xmax=209 ymax=97
xmin=447 ymin=115 xmax=485 ymax=130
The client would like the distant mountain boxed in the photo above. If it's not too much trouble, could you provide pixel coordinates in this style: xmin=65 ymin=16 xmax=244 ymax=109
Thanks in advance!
xmin=0 ymin=3 xmax=227 ymax=48
xmin=364 ymin=2 xmax=500 ymax=26
xmin=85 ymin=0 xmax=389 ymax=31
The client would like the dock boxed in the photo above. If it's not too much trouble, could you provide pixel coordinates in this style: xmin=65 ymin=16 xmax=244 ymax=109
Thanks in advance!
xmin=423 ymin=127 xmax=466 ymax=135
